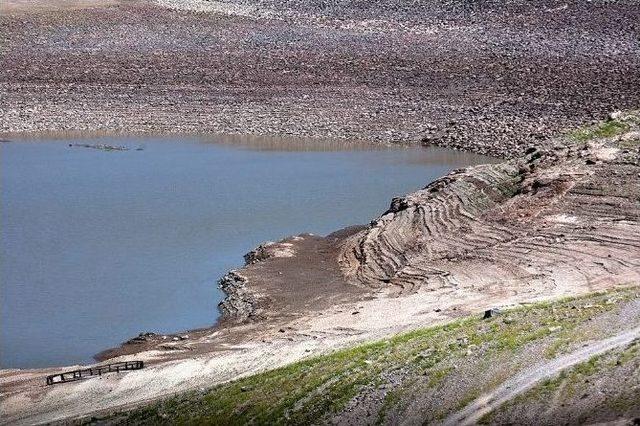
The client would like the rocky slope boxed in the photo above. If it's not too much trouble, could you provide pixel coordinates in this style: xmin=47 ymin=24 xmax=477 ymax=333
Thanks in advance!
xmin=2 ymin=0 xmax=640 ymax=157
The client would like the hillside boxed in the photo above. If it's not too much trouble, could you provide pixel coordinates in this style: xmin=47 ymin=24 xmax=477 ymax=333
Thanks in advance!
xmin=88 ymin=287 xmax=640 ymax=425
xmin=1 ymin=0 xmax=639 ymax=424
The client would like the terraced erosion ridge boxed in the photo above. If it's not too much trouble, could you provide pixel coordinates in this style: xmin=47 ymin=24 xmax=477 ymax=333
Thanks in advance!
xmin=339 ymin=136 xmax=640 ymax=297
xmin=220 ymin=112 xmax=640 ymax=327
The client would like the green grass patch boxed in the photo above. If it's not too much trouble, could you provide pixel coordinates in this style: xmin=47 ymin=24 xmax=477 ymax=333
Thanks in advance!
xmin=569 ymin=119 xmax=630 ymax=142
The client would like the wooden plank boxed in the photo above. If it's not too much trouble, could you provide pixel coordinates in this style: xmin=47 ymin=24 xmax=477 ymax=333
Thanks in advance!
xmin=45 ymin=361 xmax=144 ymax=385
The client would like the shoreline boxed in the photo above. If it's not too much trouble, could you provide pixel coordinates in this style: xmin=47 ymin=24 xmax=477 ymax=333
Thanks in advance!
xmin=2 ymin=0 xmax=640 ymax=422
xmin=0 ymin=137 xmax=495 ymax=372
xmin=2 ymin=114 xmax=640 ymax=423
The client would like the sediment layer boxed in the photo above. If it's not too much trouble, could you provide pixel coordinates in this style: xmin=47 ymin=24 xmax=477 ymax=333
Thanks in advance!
xmin=340 ymin=122 xmax=640 ymax=297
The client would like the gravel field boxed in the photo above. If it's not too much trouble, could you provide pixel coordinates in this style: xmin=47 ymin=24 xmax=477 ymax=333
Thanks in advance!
xmin=2 ymin=0 xmax=639 ymax=157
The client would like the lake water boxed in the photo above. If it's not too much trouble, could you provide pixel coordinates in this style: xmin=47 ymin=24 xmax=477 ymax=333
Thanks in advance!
xmin=0 ymin=137 xmax=493 ymax=369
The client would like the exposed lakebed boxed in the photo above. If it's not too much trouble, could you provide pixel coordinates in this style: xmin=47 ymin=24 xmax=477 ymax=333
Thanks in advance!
xmin=0 ymin=137 xmax=494 ymax=368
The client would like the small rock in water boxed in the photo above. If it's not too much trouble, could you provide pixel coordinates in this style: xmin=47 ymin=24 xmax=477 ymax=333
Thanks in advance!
xmin=126 ymin=332 xmax=156 ymax=344
xmin=70 ymin=143 xmax=129 ymax=151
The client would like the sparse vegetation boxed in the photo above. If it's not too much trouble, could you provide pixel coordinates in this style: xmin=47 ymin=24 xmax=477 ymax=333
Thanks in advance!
xmin=569 ymin=119 xmax=630 ymax=142
xmin=89 ymin=287 xmax=639 ymax=425
xmin=490 ymin=340 xmax=640 ymax=424
xmin=618 ymin=133 xmax=640 ymax=149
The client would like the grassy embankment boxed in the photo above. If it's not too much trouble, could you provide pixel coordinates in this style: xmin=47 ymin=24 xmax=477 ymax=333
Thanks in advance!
xmin=88 ymin=286 xmax=639 ymax=425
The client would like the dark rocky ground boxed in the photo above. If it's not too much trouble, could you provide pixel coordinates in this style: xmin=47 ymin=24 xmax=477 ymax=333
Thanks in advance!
xmin=1 ymin=0 xmax=639 ymax=157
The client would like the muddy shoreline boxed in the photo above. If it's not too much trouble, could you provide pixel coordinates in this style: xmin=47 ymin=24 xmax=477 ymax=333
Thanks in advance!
xmin=95 ymin=226 xmax=369 ymax=362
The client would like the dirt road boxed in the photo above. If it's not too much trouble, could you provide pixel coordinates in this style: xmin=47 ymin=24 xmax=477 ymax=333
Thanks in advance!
xmin=442 ymin=326 xmax=640 ymax=426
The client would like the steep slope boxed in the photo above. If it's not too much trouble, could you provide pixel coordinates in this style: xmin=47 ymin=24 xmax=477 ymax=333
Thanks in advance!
xmin=84 ymin=287 xmax=640 ymax=425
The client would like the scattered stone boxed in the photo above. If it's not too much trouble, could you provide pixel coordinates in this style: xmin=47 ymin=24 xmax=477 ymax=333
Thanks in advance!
xmin=483 ymin=308 xmax=502 ymax=319
xmin=125 ymin=332 xmax=156 ymax=344
xmin=456 ymin=337 xmax=469 ymax=346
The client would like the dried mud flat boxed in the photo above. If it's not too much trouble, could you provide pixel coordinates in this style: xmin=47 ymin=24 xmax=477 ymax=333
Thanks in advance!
xmin=1 ymin=0 xmax=640 ymax=424
xmin=1 ymin=0 xmax=640 ymax=157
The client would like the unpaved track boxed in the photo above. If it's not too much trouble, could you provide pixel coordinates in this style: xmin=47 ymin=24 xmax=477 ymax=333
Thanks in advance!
xmin=442 ymin=326 xmax=640 ymax=426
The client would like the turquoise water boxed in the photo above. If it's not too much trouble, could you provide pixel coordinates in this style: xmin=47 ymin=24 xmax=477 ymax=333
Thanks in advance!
xmin=0 ymin=137 xmax=493 ymax=368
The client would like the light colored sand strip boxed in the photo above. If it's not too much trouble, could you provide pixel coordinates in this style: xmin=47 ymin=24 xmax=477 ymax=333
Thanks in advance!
xmin=154 ymin=0 xmax=272 ymax=18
